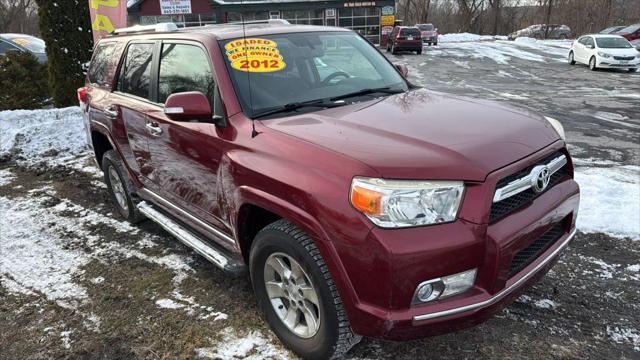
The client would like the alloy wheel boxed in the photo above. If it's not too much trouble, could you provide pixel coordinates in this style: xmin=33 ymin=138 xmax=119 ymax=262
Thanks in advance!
xmin=263 ymin=252 xmax=321 ymax=339
xmin=108 ymin=166 xmax=129 ymax=212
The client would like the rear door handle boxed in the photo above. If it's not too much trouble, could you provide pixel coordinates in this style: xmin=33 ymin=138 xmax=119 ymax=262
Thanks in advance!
xmin=146 ymin=122 xmax=163 ymax=136
xmin=103 ymin=106 xmax=118 ymax=119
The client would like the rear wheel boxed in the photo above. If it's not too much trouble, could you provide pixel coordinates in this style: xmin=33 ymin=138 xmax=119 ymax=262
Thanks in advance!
xmin=589 ymin=56 xmax=598 ymax=71
xmin=102 ymin=150 xmax=144 ymax=223
xmin=568 ymin=51 xmax=576 ymax=65
xmin=416 ymin=48 xmax=422 ymax=55
xmin=250 ymin=220 xmax=361 ymax=359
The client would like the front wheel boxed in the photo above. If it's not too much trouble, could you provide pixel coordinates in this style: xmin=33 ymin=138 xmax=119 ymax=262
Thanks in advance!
xmin=250 ymin=220 xmax=361 ymax=359
xmin=568 ymin=51 xmax=576 ymax=65
xmin=589 ymin=56 xmax=598 ymax=71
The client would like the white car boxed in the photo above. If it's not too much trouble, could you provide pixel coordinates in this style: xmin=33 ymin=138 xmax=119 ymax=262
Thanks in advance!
xmin=568 ymin=34 xmax=639 ymax=72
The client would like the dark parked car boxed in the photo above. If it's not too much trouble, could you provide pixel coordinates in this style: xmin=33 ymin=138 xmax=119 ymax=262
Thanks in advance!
xmin=0 ymin=33 xmax=47 ymax=63
xmin=387 ymin=26 xmax=422 ymax=54
xmin=509 ymin=24 xmax=572 ymax=40
xmin=599 ymin=26 xmax=626 ymax=34
xmin=614 ymin=23 xmax=640 ymax=42
xmin=416 ymin=23 xmax=438 ymax=45
xmin=80 ymin=21 xmax=579 ymax=359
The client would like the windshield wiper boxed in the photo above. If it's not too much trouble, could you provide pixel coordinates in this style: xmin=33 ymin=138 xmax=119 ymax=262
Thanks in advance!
xmin=330 ymin=86 xmax=405 ymax=102
xmin=252 ymin=98 xmax=345 ymax=119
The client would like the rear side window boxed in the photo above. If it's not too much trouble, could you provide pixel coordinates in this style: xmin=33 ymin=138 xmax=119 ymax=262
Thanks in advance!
xmin=88 ymin=42 xmax=117 ymax=86
xmin=158 ymin=43 xmax=215 ymax=104
xmin=118 ymin=43 xmax=154 ymax=100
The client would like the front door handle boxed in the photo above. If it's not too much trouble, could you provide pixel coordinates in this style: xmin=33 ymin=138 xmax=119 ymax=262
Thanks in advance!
xmin=146 ymin=122 xmax=163 ymax=136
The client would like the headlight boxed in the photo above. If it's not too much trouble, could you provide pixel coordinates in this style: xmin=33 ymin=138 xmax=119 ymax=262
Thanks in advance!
xmin=597 ymin=51 xmax=611 ymax=58
xmin=350 ymin=177 xmax=464 ymax=228
xmin=544 ymin=116 xmax=566 ymax=140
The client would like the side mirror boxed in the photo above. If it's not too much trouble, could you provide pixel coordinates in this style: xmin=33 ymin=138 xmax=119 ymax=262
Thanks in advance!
xmin=394 ymin=63 xmax=409 ymax=78
xmin=164 ymin=91 xmax=212 ymax=121
xmin=588 ymin=44 xmax=595 ymax=49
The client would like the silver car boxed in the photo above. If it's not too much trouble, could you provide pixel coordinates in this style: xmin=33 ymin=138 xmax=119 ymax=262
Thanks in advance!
xmin=0 ymin=33 xmax=47 ymax=63
xmin=509 ymin=24 xmax=571 ymax=40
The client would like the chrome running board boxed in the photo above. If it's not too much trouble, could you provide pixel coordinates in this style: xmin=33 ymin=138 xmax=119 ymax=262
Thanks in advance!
xmin=137 ymin=201 xmax=246 ymax=277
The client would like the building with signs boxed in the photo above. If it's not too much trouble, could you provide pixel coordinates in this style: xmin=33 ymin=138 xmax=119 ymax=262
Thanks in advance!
xmin=127 ymin=0 xmax=396 ymax=45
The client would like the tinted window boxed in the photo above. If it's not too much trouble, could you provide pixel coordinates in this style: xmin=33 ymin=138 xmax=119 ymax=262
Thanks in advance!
xmin=0 ymin=40 xmax=19 ymax=55
xmin=88 ymin=42 xmax=117 ymax=86
xmin=158 ymin=43 xmax=215 ymax=104
xmin=4 ymin=35 xmax=46 ymax=53
xmin=596 ymin=37 xmax=632 ymax=48
xmin=401 ymin=28 xmax=421 ymax=36
xmin=417 ymin=24 xmax=434 ymax=31
xmin=119 ymin=43 xmax=154 ymax=99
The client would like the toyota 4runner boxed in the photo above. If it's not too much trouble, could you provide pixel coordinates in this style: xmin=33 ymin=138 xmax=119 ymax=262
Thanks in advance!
xmin=79 ymin=21 xmax=580 ymax=359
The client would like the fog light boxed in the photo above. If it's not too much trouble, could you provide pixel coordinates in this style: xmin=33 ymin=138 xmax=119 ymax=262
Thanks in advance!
xmin=412 ymin=268 xmax=477 ymax=305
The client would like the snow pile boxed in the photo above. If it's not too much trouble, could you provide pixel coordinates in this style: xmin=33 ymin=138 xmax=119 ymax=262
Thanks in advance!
xmin=575 ymin=166 xmax=640 ymax=240
xmin=439 ymin=33 xmax=507 ymax=43
xmin=196 ymin=327 xmax=289 ymax=359
xmin=606 ymin=326 xmax=640 ymax=352
xmin=0 ymin=107 xmax=87 ymax=167
xmin=515 ymin=37 xmax=537 ymax=44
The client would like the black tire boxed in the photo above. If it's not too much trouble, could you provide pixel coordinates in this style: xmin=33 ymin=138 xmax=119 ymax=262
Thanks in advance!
xmin=416 ymin=48 xmax=422 ymax=55
xmin=629 ymin=68 xmax=638 ymax=72
xmin=250 ymin=220 xmax=361 ymax=360
xmin=434 ymin=41 xmax=438 ymax=46
xmin=102 ymin=150 xmax=144 ymax=223
xmin=589 ymin=56 xmax=597 ymax=71
xmin=568 ymin=51 xmax=576 ymax=65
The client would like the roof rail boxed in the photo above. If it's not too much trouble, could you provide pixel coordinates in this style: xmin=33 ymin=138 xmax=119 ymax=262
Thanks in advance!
xmin=225 ymin=19 xmax=291 ymax=26
xmin=113 ymin=22 xmax=178 ymax=35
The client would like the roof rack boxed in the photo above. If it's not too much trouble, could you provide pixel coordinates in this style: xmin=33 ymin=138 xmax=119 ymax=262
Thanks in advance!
xmin=113 ymin=22 xmax=178 ymax=35
xmin=224 ymin=19 xmax=291 ymax=26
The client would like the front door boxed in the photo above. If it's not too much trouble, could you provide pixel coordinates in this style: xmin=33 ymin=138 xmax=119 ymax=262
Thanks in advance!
xmin=144 ymin=41 xmax=229 ymax=234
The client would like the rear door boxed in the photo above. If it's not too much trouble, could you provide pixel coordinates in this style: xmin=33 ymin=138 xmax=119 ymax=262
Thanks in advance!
xmin=110 ymin=41 xmax=158 ymax=181
xmin=144 ymin=40 xmax=229 ymax=234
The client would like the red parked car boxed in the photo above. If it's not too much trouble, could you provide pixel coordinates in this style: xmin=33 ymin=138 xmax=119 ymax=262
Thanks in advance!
xmin=416 ymin=23 xmax=439 ymax=45
xmin=80 ymin=21 xmax=579 ymax=359
xmin=386 ymin=26 xmax=423 ymax=54
xmin=615 ymin=23 xmax=640 ymax=42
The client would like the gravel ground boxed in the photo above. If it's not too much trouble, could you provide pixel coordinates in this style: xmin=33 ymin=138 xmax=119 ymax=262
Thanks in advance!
xmin=1 ymin=39 xmax=639 ymax=359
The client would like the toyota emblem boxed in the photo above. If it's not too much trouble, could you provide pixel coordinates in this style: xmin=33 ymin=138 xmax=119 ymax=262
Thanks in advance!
xmin=530 ymin=165 xmax=551 ymax=193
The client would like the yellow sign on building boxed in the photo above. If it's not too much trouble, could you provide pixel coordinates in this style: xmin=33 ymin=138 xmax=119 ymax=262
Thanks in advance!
xmin=381 ymin=15 xmax=395 ymax=26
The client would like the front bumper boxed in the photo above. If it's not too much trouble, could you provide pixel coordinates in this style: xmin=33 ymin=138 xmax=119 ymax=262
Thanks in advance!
xmin=597 ymin=60 xmax=638 ymax=69
xmin=337 ymin=144 xmax=580 ymax=339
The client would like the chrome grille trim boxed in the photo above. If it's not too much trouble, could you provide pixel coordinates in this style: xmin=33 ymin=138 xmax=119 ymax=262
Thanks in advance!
xmin=493 ymin=155 xmax=567 ymax=203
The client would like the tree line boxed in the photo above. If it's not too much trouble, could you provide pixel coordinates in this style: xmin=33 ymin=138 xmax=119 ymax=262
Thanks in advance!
xmin=397 ymin=0 xmax=640 ymax=36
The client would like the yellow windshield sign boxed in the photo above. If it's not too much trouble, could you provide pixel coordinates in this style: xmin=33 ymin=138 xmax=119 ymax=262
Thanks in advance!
xmin=225 ymin=38 xmax=286 ymax=73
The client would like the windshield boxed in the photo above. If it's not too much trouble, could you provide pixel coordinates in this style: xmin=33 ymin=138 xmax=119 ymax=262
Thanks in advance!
xmin=596 ymin=37 xmax=632 ymax=48
xmin=5 ymin=35 xmax=46 ymax=53
xmin=618 ymin=24 xmax=639 ymax=34
xmin=417 ymin=24 xmax=434 ymax=31
xmin=221 ymin=31 xmax=408 ymax=118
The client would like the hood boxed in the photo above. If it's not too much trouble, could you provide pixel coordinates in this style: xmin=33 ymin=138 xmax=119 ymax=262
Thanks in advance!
xmin=262 ymin=89 xmax=560 ymax=181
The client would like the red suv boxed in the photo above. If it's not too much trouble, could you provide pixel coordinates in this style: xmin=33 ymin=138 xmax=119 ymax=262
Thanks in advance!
xmin=386 ymin=26 xmax=423 ymax=54
xmin=417 ymin=23 xmax=439 ymax=46
xmin=80 ymin=21 xmax=579 ymax=359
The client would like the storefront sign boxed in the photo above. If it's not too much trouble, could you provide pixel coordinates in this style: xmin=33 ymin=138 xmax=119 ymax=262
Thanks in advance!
xmin=381 ymin=15 xmax=395 ymax=26
xmin=160 ymin=0 xmax=192 ymax=15
xmin=344 ymin=2 xmax=376 ymax=7
xmin=381 ymin=6 xmax=395 ymax=15
xmin=88 ymin=0 xmax=127 ymax=42
xmin=381 ymin=26 xmax=393 ymax=35
xmin=225 ymin=38 xmax=286 ymax=73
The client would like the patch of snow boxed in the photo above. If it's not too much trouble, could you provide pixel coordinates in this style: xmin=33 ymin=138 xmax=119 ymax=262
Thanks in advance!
xmin=515 ymin=36 xmax=537 ymax=44
xmin=451 ymin=60 xmax=471 ymax=69
xmin=0 ymin=107 xmax=88 ymax=168
xmin=0 ymin=168 xmax=16 ymax=186
xmin=91 ymin=276 xmax=105 ymax=284
xmin=439 ymin=33 xmax=505 ymax=43
xmin=196 ymin=327 xmax=289 ymax=359
xmin=0 ymin=197 xmax=90 ymax=303
xmin=606 ymin=326 xmax=640 ymax=351
xmin=60 ymin=330 xmax=72 ymax=349
xmin=533 ymin=299 xmax=558 ymax=309
xmin=591 ymin=111 xmax=639 ymax=130
xmin=156 ymin=298 xmax=185 ymax=309
xmin=626 ymin=264 xmax=640 ymax=272
xmin=575 ymin=166 xmax=640 ymax=239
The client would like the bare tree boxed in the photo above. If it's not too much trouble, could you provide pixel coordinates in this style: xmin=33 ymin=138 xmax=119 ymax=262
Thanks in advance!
xmin=0 ymin=0 xmax=39 ymax=35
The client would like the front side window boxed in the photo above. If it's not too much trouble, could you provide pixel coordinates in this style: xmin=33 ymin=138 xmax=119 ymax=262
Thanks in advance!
xmin=158 ymin=43 xmax=215 ymax=104
xmin=0 ymin=40 xmax=19 ymax=55
xmin=221 ymin=32 xmax=408 ymax=117
xmin=596 ymin=37 xmax=632 ymax=49
xmin=119 ymin=43 xmax=154 ymax=99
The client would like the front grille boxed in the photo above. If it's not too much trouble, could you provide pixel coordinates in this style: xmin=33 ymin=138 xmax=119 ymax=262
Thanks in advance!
xmin=613 ymin=56 xmax=635 ymax=61
xmin=508 ymin=223 xmax=565 ymax=278
xmin=490 ymin=151 xmax=568 ymax=223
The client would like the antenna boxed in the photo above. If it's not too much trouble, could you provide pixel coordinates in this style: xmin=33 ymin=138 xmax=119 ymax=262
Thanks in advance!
xmin=240 ymin=2 xmax=259 ymax=138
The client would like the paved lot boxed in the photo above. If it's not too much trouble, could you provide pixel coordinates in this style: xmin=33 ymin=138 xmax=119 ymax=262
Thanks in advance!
xmin=1 ymin=40 xmax=638 ymax=359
